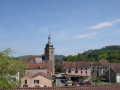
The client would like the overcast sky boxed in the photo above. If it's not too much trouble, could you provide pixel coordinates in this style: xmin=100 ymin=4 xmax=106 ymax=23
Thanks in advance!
xmin=0 ymin=0 xmax=120 ymax=57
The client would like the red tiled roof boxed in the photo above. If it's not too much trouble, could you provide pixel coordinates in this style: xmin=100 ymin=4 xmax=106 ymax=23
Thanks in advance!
xmin=26 ymin=72 xmax=52 ymax=80
xmin=40 ymin=63 xmax=48 ymax=69
xmin=65 ymin=61 xmax=91 ymax=68
xmin=26 ymin=62 xmax=48 ymax=69
xmin=24 ymin=56 xmax=42 ymax=63
xmin=111 ymin=63 xmax=120 ymax=73
xmin=26 ymin=64 xmax=40 ymax=69
xmin=88 ymin=61 xmax=100 ymax=66
xmin=111 ymin=63 xmax=120 ymax=68
xmin=99 ymin=60 xmax=110 ymax=63
xmin=13 ymin=84 xmax=120 ymax=90
xmin=99 ymin=60 xmax=111 ymax=67
xmin=112 ymin=67 xmax=120 ymax=73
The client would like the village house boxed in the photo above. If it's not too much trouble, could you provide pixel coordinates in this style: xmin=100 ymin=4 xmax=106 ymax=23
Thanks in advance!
xmin=21 ymin=72 xmax=52 ymax=87
xmin=65 ymin=61 xmax=92 ymax=82
xmin=65 ymin=61 xmax=101 ymax=82
xmin=104 ymin=63 xmax=120 ymax=83
xmin=65 ymin=60 xmax=120 ymax=83
xmin=21 ymin=33 xmax=55 ymax=87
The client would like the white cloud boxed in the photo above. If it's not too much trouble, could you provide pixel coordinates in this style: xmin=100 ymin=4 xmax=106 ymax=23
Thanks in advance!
xmin=73 ymin=32 xmax=98 ymax=39
xmin=89 ymin=19 xmax=120 ymax=29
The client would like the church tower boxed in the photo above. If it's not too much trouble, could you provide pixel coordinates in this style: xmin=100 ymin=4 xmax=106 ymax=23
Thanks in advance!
xmin=44 ymin=32 xmax=55 ymax=74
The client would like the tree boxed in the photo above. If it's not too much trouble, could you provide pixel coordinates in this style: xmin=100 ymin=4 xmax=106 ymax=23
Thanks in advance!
xmin=77 ymin=54 xmax=86 ymax=61
xmin=0 ymin=48 xmax=26 ymax=89
xmin=55 ymin=60 xmax=64 ymax=73
xmin=63 ymin=55 xmax=77 ymax=61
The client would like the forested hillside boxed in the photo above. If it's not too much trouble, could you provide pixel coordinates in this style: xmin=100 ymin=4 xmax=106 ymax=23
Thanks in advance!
xmin=17 ymin=55 xmax=65 ymax=61
xmin=63 ymin=45 xmax=120 ymax=63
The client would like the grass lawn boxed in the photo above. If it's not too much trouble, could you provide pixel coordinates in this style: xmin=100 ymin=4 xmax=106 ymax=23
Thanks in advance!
xmin=97 ymin=81 xmax=110 ymax=85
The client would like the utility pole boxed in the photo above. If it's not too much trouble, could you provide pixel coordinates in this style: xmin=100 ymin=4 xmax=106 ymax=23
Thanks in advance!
xmin=109 ymin=66 xmax=111 ymax=83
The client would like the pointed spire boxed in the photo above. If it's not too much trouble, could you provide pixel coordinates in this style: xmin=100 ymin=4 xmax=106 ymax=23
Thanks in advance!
xmin=45 ymin=28 xmax=53 ymax=48
xmin=49 ymin=28 xmax=50 ymax=36
xmin=48 ymin=28 xmax=51 ymax=44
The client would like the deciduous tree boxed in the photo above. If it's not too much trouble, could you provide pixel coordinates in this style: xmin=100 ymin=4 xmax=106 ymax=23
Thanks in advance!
xmin=0 ymin=48 xmax=26 ymax=89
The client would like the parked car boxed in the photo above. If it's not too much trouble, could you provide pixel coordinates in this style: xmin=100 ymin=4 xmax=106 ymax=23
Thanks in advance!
xmin=64 ymin=80 xmax=67 ymax=83
xmin=83 ymin=81 xmax=91 ymax=85
xmin=78 ymin=81 xmax=91 ymax=85
xmin=78 ymin=81 xmax=84 ymax=85
xmin=65 ymin=81 xmax=72 ymax=86
xmin=61 ymin=74 xmax=66 ymax=79
xmin=67 ymin=81 xmax=72 ymax=86
xmin=61 ymin=79 xmax=67 ymax=83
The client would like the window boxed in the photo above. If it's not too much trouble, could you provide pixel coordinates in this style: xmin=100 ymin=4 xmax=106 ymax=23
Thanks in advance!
xmin=34 ymin=80 xmax=39 ymax=84
xmin=81 ymin=71 xmax=82 ymax=73
xmin=23 ymin=85 xmax=28 ymax=87
xmin=75 ymin=71 xmax=78 ymax=73
xmin=68 ymin=71 xmax=71 ymax=73
xmin=86 ymin=71 xmax=87 ymax=73
xmin=25 ymin=80 xmax=27 ymax=84
xmin=103 ymin=70 xmax=105 ymax=73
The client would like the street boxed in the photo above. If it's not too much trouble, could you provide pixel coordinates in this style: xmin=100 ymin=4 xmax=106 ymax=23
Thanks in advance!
xmin=56 ymin=73 xmax=66 ymax=87
xmin=56 ymin=78 xmax=65 ymax=87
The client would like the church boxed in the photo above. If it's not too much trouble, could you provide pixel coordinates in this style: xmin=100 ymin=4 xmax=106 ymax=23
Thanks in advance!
xmin=21 ymin=33 xmax=55 ymax=87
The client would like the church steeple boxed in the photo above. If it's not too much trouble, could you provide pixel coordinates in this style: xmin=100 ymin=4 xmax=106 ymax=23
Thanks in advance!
xmin=46 ymin=29 xmax=53 ymax=48
xmin=44 ymin=29 xmax=55 ymax=74
xmin=48 ymin=30 xmax=51 ymax=44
